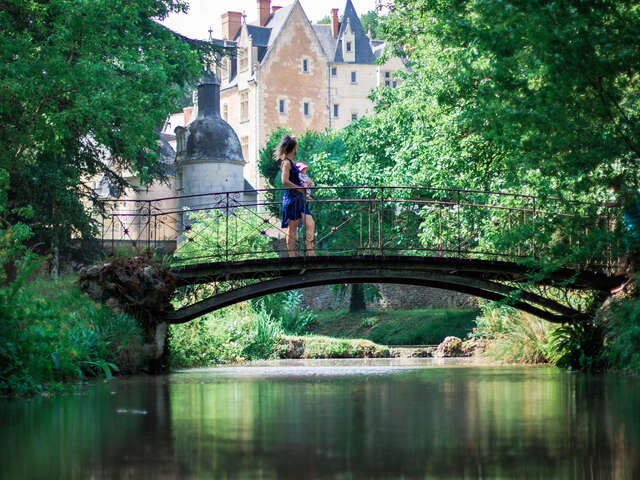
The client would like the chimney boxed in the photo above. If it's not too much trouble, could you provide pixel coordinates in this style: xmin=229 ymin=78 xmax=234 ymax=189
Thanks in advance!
xmin=221 ymin=11 xmax=242 ymax=41
xmin=258 ymin=0 xmax=271 ymax=27
xmin=272 ymin=5 xmax=282 ymax=14
xmin=331 ymin=8 xmax=339 ymax=38
xmin=183 ymin=107 xmax=193 ymax=126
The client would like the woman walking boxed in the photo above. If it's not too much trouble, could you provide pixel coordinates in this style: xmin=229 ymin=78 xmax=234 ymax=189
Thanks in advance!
xmin=274 ymin=135 xmax=315 ymax=257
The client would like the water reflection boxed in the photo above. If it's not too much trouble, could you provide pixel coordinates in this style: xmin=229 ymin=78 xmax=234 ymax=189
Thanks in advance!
xmin=1 ymin=360 xmax=639 ymax=479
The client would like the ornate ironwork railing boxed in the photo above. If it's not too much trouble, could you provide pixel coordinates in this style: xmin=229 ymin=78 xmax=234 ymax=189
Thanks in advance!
xmin=99 ymin=186 xmax=624 ymax=271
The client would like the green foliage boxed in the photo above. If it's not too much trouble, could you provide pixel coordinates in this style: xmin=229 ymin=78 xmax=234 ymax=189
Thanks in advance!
xmin=291 ymin=335 xmax=389 ymax=359
xmin=253 ymin=290 xmax=315 ymax=335
xmin=360 ymin=10 xmax=383 ymax=40
xmin=168 ymin=304 xmax=283 ymax=367
xmin=0 ymin=268 xmax=144 ymax=396
xmin=174 ymin=208 xmax=276 ymax=263
xmin=311 ymin=308 xmax=479 ymax=345
xmin=546 ymin=320 xmax=607 ymax=372
xmin=0 ymin=0 xmax=226 ymax=258
xmin=602 ymin=294 xmax=640 ymax=374
xmin=358 ymin=0 xmax=638 ymax=265
xmin=473 ymin=303 xmax=554 ymax=364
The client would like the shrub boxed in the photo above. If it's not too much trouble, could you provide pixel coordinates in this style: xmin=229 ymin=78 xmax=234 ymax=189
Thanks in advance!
xmin=545 ymin=320 xmax=607 ymax=372
xmin=600 ymin=296 xmax=640 ymax=374
xmin=0 ymin=265 xmax=144 ymax=396
xmin=252 ymin=290 xmax=315 ymax=335
xmin=168 ymin=305 xmax=283 ymax=367
xmin=473 ymin=303 xmax=554 ymax=364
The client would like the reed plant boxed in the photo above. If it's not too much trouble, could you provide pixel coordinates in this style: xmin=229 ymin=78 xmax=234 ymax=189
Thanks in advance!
xmin=473 ymin=303 xmax=555 ymax=364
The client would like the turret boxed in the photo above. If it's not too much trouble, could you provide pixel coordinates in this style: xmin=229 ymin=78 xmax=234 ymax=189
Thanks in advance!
xmin=175 ymin=69 xmax=246 ymax=237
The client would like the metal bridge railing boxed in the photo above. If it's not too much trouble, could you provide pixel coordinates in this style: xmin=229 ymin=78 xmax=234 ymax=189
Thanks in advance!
xmin=98 ymin=186 xmax=624 ymax=271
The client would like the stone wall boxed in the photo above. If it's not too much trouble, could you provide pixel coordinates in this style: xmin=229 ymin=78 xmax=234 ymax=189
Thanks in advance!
xmin=300 ymin=284 xmax=476 ymax=311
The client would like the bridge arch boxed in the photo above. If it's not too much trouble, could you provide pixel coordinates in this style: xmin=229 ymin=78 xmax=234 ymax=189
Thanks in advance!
xmin=165 ymin=268 xmax=590 ymax=325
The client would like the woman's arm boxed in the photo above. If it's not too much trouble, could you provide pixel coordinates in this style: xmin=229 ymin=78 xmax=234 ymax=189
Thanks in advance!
xmin=280 ymin=161 xmax=305 ymax=194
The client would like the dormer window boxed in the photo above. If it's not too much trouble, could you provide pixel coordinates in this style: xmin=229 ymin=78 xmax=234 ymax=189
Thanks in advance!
xmin=346 ymin=41 xmax=352 ymax=52
xmin=239 ymin=48 xmax=248 ymax=72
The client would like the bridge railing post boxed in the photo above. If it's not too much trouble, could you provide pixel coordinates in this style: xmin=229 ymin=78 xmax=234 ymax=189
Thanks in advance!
xmin=147 ymin=201 xmax=151 ymax=251
xmin=225 ymin=192 xmax=229 ymax=261
xmin=111 ymin=214 xmax=114 ymax=254
xmin=457 ymin=190 xmax=461 ymax=257
xmin=379 ymin=187 xmax=384 ymax=256
xmin=532 ymin=196 xmax=537 ymax=259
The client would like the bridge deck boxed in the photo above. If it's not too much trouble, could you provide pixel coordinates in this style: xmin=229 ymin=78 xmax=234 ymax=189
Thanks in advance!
xmin=171 ymin=255 xmax=622 ymax=292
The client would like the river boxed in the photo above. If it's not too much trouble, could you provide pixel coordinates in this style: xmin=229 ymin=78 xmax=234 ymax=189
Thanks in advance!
xmin=1 ymin=358 xmax=639 ymax=479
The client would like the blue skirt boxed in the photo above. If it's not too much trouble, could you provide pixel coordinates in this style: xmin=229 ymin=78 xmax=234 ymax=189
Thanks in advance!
xmin=281 ymin=190 xmax=311 ymax=228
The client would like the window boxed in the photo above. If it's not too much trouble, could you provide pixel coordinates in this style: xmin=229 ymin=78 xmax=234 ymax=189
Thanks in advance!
xmin=333 ymin=104 xmax=339 ymax=118
xmin=240 ymin=91 xmax=249 ymax=122
xmin=385 ymin=80 xmax=390 ymax=87
xmin=385 ymin=71 xmax=391 ymax=79
xmin=241 ymin=136 xmax=249 ymax=161
xmin=223 ymin=104 xmax=229 ymax=121
xmin=351 ymin=113 xmax=358 ymax=122
xmin=221 ymin=58 xmax=229 ymax=82
xmin=331 ymin=67 xmax=337 ymax=77
xmin=279 ymin=99 xmax=286 ymax=114
xmin=351 ymin=71 xmax=357 ymax=83
xmin=239 ymin=48 xmax=248 ymax=72
xmin=304 ymin=102 xmax=310 ymax=117
xmin=346 ymin=41 xmax=352 ymax=52
xmin=302 ymin=59 xmax=309 ymax=73
xmin=392 ymin=81 xmax=398 ymax=88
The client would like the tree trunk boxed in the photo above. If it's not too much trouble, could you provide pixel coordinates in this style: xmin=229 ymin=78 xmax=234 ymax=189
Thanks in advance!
xmin=349 ymin=283 xmax=367 ymax=312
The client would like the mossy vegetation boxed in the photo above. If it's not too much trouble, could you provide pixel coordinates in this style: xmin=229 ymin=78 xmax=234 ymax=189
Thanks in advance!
xmin=308 ymin=308 xmax=480 ymax=345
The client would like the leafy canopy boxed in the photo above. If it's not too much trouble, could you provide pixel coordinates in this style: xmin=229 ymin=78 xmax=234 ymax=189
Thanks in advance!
xmin=0 ymin=0 xmax=225 ymax=257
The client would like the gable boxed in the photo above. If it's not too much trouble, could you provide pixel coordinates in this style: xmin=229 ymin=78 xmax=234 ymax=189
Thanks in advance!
xmin=260 ymin=1 xmax=328 ymax=67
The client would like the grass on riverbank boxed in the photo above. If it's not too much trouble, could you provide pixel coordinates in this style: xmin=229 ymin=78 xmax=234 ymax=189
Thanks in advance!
xmin=472 ymin=304 xmax=554 ymax=364
xmin=308 ymin=308 xmax=480 ymax=345
xmin=168 ymin=305 xmax=390 ymax=367
xmin=0 ymin=275 xmax=145 ymax=396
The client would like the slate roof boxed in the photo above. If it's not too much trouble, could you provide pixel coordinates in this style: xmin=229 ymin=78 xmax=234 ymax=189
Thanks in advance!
xmin=246 ymin=25 xmax=271 ymax=46
xmin=332 ymin=0 xmax=375 ymax=64
xmin=313 ymin=24 xmax=337 ymax=58
xmin=263 ymin=4 xmax=295 ymax=47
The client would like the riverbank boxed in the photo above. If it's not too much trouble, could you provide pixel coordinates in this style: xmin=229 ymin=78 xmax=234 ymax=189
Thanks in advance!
xmin=6 ymin=274 xmax=640 ymax=397
xmin=0 ymin=276 xmax=147 ymax=396
xmin=309 ymin=308 xmax=479 ymax=345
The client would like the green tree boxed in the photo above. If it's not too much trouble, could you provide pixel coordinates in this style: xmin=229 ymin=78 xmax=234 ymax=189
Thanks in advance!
xmin=0 ymin=0 xmax=227 ymax=262
xmin=379 ymin=0 xmax=640 ymax=198
xmin=360 ymin=10 xmax=382 ymax=39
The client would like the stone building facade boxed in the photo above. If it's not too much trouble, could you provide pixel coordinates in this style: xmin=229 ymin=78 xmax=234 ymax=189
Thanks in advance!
xmin=170 ymin=0 xmax=406 ymax=191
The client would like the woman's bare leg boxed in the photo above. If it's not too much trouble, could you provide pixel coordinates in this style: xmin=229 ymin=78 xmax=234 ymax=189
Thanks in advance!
xmin=286 ymin=220 xmax=298 ymax=257
xmin=304 ymin=214 xmax=316 ymax=256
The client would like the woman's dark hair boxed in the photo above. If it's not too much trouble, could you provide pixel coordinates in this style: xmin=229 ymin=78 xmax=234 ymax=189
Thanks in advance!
xmin=273 ymin=135 xmax=297 ymax=161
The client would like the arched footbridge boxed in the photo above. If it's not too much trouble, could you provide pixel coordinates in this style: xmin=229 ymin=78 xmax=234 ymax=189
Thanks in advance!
xmin=100 ymin=186 xmax=628 ymax=324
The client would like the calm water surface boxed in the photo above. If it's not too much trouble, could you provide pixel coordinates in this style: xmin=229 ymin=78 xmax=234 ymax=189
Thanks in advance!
xmin=2 ymin=358 xmax=640 ymax=479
